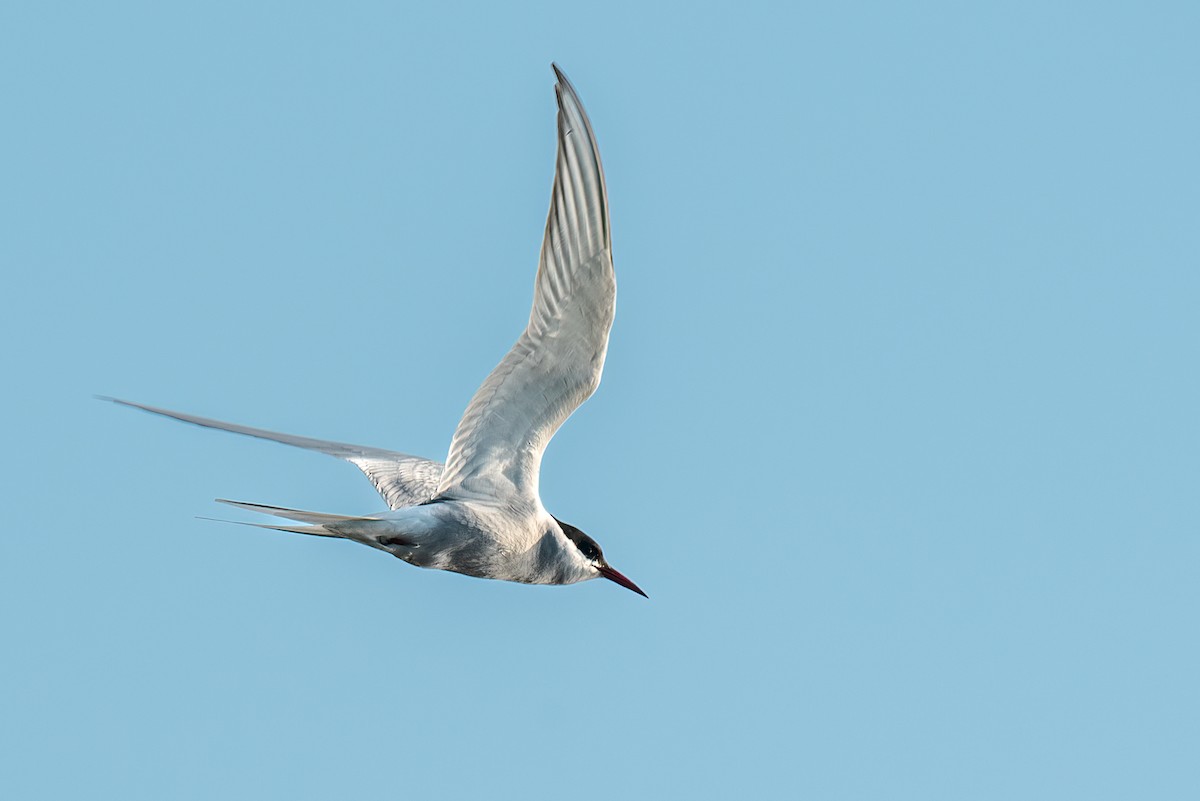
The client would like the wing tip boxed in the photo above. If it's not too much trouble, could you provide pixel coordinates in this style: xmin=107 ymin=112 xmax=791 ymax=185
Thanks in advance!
xmin=98 ymin=395 xmax=168 ymax=416
xmin=551 ymin=64 xmax=584 ymax=111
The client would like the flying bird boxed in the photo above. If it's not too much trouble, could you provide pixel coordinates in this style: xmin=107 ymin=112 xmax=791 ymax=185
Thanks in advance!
xmin=107 ymin=65 xmax=645 ymax=598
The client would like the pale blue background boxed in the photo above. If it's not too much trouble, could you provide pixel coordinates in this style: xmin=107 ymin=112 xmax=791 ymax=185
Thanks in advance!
xmin=2 ymin=1 xmax=1197 ymax=798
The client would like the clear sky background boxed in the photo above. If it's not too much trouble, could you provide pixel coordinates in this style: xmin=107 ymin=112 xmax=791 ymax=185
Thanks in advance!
xmin=2 ymin=2 xmax=1197 ymax=799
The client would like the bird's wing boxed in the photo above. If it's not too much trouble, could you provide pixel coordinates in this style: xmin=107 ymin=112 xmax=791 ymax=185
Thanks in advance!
xmin=104 ymin=398 xmax=444 ymax=509
xmin=435 ymin=65 xmax=614 ymax=506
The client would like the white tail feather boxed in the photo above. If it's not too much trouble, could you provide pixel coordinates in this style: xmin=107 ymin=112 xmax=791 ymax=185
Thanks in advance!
xmin=215 ymin=499 xmax=375 ymax=526
xmin=196 ymin=516 xmax=340 ymax=538
xmin=201 ymin=502 xmax=394 ymax=551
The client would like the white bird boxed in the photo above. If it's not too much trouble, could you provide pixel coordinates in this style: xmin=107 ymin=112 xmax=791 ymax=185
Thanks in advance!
xmin=107 ymin=65 xmax=646 ymax=598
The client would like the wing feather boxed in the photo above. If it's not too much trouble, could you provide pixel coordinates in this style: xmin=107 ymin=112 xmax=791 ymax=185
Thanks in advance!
xmin=435 ymin=66 xmax=614 ymax=505
xmin=103 ymin=398 xmax=443 ymax=509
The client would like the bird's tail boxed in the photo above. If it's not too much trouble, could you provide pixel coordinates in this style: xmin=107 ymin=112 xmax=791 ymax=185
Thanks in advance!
xmin=205 ymin=499 xmax=402 ymax=550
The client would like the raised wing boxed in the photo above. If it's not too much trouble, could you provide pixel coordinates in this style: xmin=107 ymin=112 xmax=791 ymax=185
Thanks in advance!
xmin=104 ymin=398 xmax=443 ymax=509
xmin=435 ymin=65 xmax=615 ymax=506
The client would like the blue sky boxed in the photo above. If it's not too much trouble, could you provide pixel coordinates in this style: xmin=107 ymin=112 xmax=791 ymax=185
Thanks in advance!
xmin=2 ymin=1 xmax=1197 ymax=798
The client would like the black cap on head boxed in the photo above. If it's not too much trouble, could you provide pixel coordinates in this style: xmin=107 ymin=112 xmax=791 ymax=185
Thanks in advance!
xmin=555 ymin=517 xmax=603 ymax=561
xmin=553 ymin=517 xmax=647 ymax=598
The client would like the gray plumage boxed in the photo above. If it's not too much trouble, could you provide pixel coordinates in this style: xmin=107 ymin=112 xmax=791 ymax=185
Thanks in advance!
xmin=106 ymin=65 xmax=646 ymax=599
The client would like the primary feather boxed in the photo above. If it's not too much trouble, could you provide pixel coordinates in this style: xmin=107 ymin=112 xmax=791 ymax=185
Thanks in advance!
xmin=101 ymin=397 xmax=443 ymax=509
xmin=435 ymin=66 xmax=615 ymax=508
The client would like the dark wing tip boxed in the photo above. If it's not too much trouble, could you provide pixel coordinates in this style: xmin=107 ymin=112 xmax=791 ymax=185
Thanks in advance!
xmin=550 ymin=64 xmax=583 ymax=112
xmin=546 ymin=64 xmax=608 ymax=230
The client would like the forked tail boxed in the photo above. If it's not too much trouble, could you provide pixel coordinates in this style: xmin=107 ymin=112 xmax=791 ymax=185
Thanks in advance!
xmin=204 ymin=500 xmax=405 ymax=551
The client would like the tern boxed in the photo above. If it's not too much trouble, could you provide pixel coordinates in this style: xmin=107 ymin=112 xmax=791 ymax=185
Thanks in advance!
xmin=107 ymin=65 xmax=646 ymax=598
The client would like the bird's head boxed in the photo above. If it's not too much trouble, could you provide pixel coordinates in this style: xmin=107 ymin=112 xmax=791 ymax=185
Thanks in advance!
xmin=555 ymin=518 xmax=647 ymax=598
